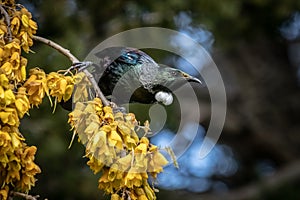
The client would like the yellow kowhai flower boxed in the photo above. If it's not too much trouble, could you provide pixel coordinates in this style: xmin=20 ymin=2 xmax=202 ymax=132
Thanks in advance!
xmin=10 ymin=17 xmax=20 ymax=35
xmin=0 ymin=0 xmax=15 ymax=6
xmin=0 ymin=40 xmax=27 ymax=83
xmin=4 ymin=39 xmax=21 ymax=50
xmin=10 ymin=51 xmax=20 ymax=68
xmin=19 ymin=31 xmax=31 ymax=53
xmin=117 ymin=121 xmax=139 ymax=149
xmin=14 ymin=87 xmax=30 ymax=118
xmin=108 ymin=130 xmax=123 ymax=150
xmin=0 ymin=88 xmax=15 ymax=106
xmin=15 ymin=56 xmax=27 ymax=82
xmin=98 ymin=168 xmax=114 ymax=194
xmin=24 ymin=68 xmax=49 ymax=107
xmin=5 ymin=154 xmax=21 ymax=184
xmin=1 ymin=61 xmax=14 ymax=75
xmin=102 ymin=106 xmax=114 ymax=122
xmin=0 ymin=186 xmax=9 ymax=200
xmin=2 ymin=39 xmax=21 ymax=60
xmin=124 ymin=167 xmax=144 ymax=188
xmin=138 ymin=194 xmax=149 ymax=200
xmin=47 ymin=72 xmax=75 ymax=102
xmin=0 ymin=48 xmax=4 ymax=61
xmin=20 ymin=8 xmax=37 ymax=31
xmin=86 ymin=130 xmax=108 ymax=158
xmin=0 ymin=127 xmax=40 ymax=193
xmin=135 ymin=187 xmax=145 ymax=196
xmin=71 ymin=72 xmax=92 ymax=105
xmin=148 ymin=151 xmax=168 ymax=176
xmin=9 ymin=8 xmax=37 ymax=53
xmin=0 ymin=107 xmax=19 ymax=126
xmin=10 ymin=127 xmax=25 ymax=149
xmin=21 ymin=14 xmax=30 ymax=29
xmin=108 ymin=164 xmax=123 ymax=181
xmin=16 ymin=145 xmax=41 ymax=192
xmin=143 ymin=183 xmax=156 ymax=200
xmin=0 ymin=129 xmax=12 ymax=154
xmin=111 ymin=194 xmax=121 ymax=200
xmin=0 ymin=74 xmax=9 ymax=88
xmin=87 ymin=156 xmax=104 ymax=174
xmin=116 ymin=153 xmax=132 ymax=171
xmin=135 ymin=137 xmax=149 ymax=154
xmin=21 ymin=146 xmax=37 ymax=164
xmin=69 ymin=98 xmax=169 ymax=200
xmin=0 ymin=2 xmax=41 ymax=198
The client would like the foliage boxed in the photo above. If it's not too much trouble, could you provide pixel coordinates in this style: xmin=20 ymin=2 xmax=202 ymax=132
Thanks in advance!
xmin=0 ymin=1 xmax=41 ymax=198
xmin=0 ymin=1 xmax=171 ymax=199
xmin=69 ymin=97 xmax=168 ymax=200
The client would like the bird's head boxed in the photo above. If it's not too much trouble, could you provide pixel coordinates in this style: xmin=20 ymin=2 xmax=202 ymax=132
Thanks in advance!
xmin=152 ymin=67 xmax=201 ymax=105
xmin=156 ymin=67 xmax=201 ymax=90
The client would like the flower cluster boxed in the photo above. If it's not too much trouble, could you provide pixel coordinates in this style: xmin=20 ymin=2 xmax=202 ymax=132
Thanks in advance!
xmin=1 ymin=2 xmax=173 ymax=199
xmin=9 ymin=6 xmax=38 ymax=53
xmin=0 ymin=4 xmax=37 ymax=84
xmin=69 ymin=98 xmax=169 ymax=200
xmin=0 ymin=126 xmax=41 ymax=192
xmin=23 ymin=68 xmax=78 ymax=107
xmin=47 ymin=72 xmax=76 ymax=103
xmin=0 ymin=2 xmax=79 ymax=199
xmin=0 ymin=2 xmax=42 ymax=198
xmin=0 ymin=67 xmax=78 ymax=199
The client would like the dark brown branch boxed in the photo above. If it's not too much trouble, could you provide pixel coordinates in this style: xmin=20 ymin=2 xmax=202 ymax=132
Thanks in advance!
xmin=0 ymin=4 xmax=13 ymax=42
xmin=32 ymin=35 xmax=110 ymax=106
xmin=10 ymin=191 xmax=40 ymax=200
xmin=32 ymin=36 xmax=78 ymax=63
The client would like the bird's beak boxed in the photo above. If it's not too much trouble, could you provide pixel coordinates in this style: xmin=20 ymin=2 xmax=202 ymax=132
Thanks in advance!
xmin=181 ymin=72 xmax=202 ymax=84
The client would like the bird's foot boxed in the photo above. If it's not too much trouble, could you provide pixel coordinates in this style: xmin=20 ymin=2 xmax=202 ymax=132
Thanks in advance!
xmin=110 ymin=102 xmax=127 ymax=113
xmin=72 ymin=61 xmax=93 ymax=71
xmin=64 ymin=61 xmax=93 ymax=75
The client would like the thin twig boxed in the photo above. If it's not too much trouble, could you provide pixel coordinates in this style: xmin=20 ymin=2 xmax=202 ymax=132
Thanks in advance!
xmin=0 ymin=4 xmax=13 ymax=42
xmin=32 ymin=35 xmax=110 ymax=106
xmin=10 ymin=191 xmax=39 ymax=200
xmin=32 ymin=36 xmax=78 ymax=63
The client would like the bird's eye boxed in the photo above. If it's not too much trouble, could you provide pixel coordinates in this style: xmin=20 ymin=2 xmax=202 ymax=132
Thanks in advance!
xmin=126 ymin=52 xmax=138 ymax=60
xmin=119 ymin=51 xmax=140 ymax=65
xmin=126 ymin=53 xmax=132 ymax=60
xmin=171 ymin=71 xmax=178 ymax=76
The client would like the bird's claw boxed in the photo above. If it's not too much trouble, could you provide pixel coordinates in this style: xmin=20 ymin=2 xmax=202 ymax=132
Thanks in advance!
xmin=110 ymin=102 xmax=127 ymax=113
xmin=66 ymin=61 xmax=93 ymax=72
xmin=71 ymin=61 xmax=93 ymax=71
xmin=64 ymin=61 xmax=93 ymax=75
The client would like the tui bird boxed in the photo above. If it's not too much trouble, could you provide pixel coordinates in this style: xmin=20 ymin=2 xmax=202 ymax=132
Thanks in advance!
xmin=61 ymin=47 xmax=201 ymax=111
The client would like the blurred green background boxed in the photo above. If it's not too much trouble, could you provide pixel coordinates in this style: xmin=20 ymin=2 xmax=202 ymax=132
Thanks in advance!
xmin=18 ymin=0 xmax=300 ymax=199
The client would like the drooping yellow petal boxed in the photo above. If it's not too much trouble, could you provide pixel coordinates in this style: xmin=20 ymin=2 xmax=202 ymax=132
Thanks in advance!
xmin=21 ymin=14 xmax=30 ymax=28
xmin=0 ymin=74 xmax=9 ymax=88
xmin=4 ymin=89 xmax=16 ymax=105
xmin=1 ymin=62 xmax=13 ymax=74
xmin=29 ymin=19 xmax=37 ymax=30
xmin=111 ymin=194 xmax=121 ymax=200
xmin=0 ymin=186 xmax=9 ymax=200
xmin=63 ymin=84 xmax=74 ymax=101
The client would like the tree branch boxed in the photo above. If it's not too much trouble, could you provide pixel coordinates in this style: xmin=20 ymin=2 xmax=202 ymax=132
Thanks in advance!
xmin=10 ymin=191 xmax=40 ymax=200
xmin=0 ymin=4 xmax=13 ymax=42
xmin=32 ymin=35 xmax=110 ymax=106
